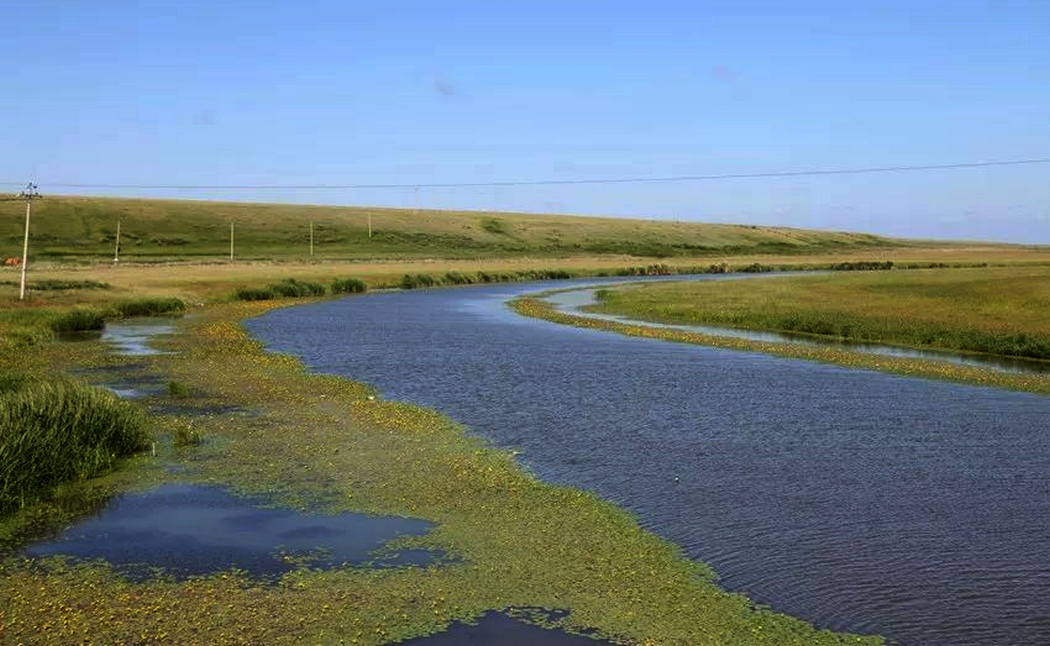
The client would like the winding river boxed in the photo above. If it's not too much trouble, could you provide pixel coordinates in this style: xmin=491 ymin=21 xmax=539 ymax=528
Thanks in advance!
xmin=246 ymin=278 xmax=1050 ymax=646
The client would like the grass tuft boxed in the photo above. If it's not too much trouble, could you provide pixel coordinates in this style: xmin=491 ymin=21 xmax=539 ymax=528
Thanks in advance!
xmin=49 ymin=308 xmax=105 ymax=333
xmin=234 ymin=279 xmax=327 ymax=301
xmin=330 ymin=277 xmax=367 ymax=294
xmin=110 ymin=297 xmax=187 ymax=318
xmin=166 ymin=380 xmax=192 ymax=399
xmin=0 ymin=379 xmax=150 ymax=513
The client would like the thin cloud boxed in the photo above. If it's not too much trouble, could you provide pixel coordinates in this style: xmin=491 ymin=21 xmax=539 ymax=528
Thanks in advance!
xmin=433 ymin=76 xmax=458 ymax=97
xmin=710 ymin=65 xmax=741 ymax=82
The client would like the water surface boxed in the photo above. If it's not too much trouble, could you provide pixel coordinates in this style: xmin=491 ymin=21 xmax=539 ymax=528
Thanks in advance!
xmin=247 ymin=280 xmax=1050 ymax=646
xmin=26 ymin=484 xmax=439 ymax=580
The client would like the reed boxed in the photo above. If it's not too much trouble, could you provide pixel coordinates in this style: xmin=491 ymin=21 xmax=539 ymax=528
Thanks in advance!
xmin=48 ymin=308 xmax=105 ymax=333
xmin=109 ymin=297 xmax=187 ymax=318
xmin=0 ymin=379 xmax=150 ymax=513
xmin=329 ymin=277 xmax=367 ymax=294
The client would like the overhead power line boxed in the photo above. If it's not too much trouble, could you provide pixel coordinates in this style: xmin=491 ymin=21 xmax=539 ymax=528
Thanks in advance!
xmin=3 ymin=158 xmax=1049 ymax=192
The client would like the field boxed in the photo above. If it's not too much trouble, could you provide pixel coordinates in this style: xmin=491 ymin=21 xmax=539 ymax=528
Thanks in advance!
xmin=1 ymin=195 xmax=1049 ymax=643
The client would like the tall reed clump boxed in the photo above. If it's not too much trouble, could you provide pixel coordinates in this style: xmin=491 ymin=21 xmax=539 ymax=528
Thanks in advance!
xmin=330 ymin=277 xmax=367 ymax=294
xmin=0 ymin=379 xmax=151 ymax=513
xmin=399 ymin=268 xmax=575 ymax=289
xmin=48 ymin=308 xmax=106 ymax=333
xmin=234 ymin=278 xmax=328 ymax=301
xmin=110 ymin=297 xmax=187 ymax=317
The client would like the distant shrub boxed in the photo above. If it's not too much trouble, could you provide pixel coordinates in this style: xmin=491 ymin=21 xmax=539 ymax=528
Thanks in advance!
xmin=111 ymin=297 xmax=187 ymax=317
xmin=443 ymin=271 xmax=476 ymax=285
xmin=737 ymin=263 xmax=775 ymax=273
xmin=400 ymin=273 xmax=436 ymax=289
xmin=481 ymin=217 xmax=508 ymax=234
xmin=331 ymin=277 xmax=367 ymax=294
xmin=235 ymin=279 xmax=326 ymax=301
xmin=708 ymin=262 xmax=731 ymax=274
xmin=235 ymin=286 xmax=278 ymax=301
xmin=830 ymin=261 xmax=894 ymax=271
xmin=614 ymin=264 xmax=677 ymax=276
xmin=49 ymin=308 xmax=105 ymax=333
xmin=7 ymin=279 xmax=110 ymax=291
xmin=271 ymin=279 xmax=327 ymax=298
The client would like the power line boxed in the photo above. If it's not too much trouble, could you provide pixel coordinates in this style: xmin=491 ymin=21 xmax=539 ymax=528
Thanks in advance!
xmin=3 ymin=158 xmax=1049 ymax=192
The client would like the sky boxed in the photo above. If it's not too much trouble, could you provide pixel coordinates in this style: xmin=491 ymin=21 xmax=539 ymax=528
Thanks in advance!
xmin=2 ymin=1 xmax=1049 ymax=243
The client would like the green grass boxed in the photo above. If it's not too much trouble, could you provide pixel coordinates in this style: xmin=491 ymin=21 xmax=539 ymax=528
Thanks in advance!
xmin=48 ymin=308 xmax=105 ymax=333
xmin=0 ymin=378 xmax=150 ymax=513
xmin=330 ymin=277 xmax=368 ymax=294
xmin=234 ymin=278 xmax=328 ymax=301
xmin=588 ymin=266 xmax=1050 ymax=360
xmin=108 ymin=297 xmax=187 ymax=318
xmin=0 ymin=193 xmax=922 ymax=261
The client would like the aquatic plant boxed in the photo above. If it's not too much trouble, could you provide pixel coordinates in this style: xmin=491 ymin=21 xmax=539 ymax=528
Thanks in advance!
xmin=270 ymin=279 xmax=327 ymax=298
xmin=235 ymin=279 xmax=327 ymax=301
xmin=110 ymin=297 xmax=187 ymax=317
xmin=166 ymin=380 xmax=192 ymax=399
xmin=234 ymin=286 xmax=278 ymax=301
xmin=330 ymin=277 xmax=367 ymax=294
xmin=170 ymin=420 xmax=203 ymax=447
xmin=0 ymin=379 xmax=150 ymax=513
xmin=48 ymin=308 xmax=105 ymax=333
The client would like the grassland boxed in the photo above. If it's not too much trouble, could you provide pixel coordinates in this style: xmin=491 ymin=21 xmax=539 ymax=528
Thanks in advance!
xmin=587 ymin=267 xmax=1050 ymax=361
xmin=0 ymin=193 xmax=942 ymax=261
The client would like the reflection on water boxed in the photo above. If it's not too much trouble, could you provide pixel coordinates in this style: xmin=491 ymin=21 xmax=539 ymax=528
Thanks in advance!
xmin=247 ymin=279 xmax=1050 ymax=646
xmin=25 ymin=484 xmax=441 ymax=580
xmin=102 ymin=319 xmax=178 ymax=356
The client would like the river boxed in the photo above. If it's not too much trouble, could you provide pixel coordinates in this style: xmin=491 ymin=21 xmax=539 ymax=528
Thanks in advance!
xmin=246 ymin=278 xmax=1050 ymax=646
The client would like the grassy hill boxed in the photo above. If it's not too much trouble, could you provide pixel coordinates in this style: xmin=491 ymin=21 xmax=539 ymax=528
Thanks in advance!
xmin=0 ymin=194 xmax=913 ymax=261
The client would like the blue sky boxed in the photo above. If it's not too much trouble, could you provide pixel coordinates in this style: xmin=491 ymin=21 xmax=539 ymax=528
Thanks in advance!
xmin=3 ymin=1 xmax=1048 ymax=242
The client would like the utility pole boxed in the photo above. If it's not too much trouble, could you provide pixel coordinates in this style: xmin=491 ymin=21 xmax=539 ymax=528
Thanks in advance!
xmin=229 ymin=221 xmax=234 ymax=261
xmin=113 ymin=220 xmax=121 ymax=263
xmin=309 ymin=220 xmax=314 ymax=258
xmin=18 ymin=183 xmax=40 ymax=301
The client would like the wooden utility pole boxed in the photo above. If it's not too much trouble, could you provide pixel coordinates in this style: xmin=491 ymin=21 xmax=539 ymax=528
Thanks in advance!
xmin=113 ymin=220 xmax=121 ymax=263
xmin=18 ymin=183 xmax=40 ymax=301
